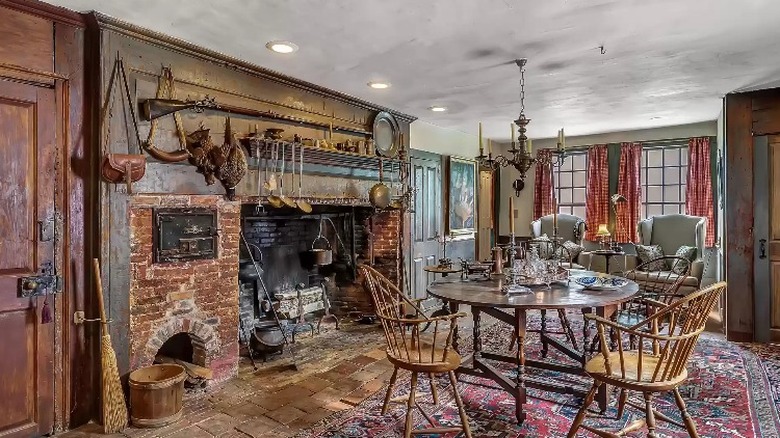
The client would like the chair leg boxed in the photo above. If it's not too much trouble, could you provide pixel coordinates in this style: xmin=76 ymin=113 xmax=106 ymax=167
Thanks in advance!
xmin=558 ymin=309 xmax=578 ymax=350
xmin=644 ymin=392 xmax=657 ymax=438
xmin=404 ymin=372 xmax=419 ymax=438
xmin=541 ymin=309 xmax=549 ymax=357
xmin=381 ymin=366 xmax=399 ymax=415
xmin=428 ymin=373 xmax=439 ymax=405
xmin=673 ymin=388 xmax=700 ymax=438
xmin=448 ymin=371 xmax=472 ymax=438
xmin=616 ymin=388 xmax=628 ymax=420
xmin=567 ymin=381 xmax=600 ymax=438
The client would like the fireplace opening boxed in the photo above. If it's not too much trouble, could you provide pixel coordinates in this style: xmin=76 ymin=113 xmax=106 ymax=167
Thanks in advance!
xmin=238 ymin=204 xmax=378 ymax=347
xmin=154 ymin=332 xmax=211 ymax=390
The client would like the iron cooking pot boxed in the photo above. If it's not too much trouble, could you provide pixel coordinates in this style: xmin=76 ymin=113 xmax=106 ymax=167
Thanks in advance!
xmin=310 ymin=235 xmax=333 ymax=266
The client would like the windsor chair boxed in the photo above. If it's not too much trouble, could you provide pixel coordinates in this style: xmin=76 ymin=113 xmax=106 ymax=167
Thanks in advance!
xmin=360 ymin=265 xmax=472 ymax=438
xmin=568 ymin=281 xmax=727 ymax=438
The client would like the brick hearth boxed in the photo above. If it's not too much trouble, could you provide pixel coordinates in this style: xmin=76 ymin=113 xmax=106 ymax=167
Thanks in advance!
xmin=129 ymin=195 xmax=241 ymax=383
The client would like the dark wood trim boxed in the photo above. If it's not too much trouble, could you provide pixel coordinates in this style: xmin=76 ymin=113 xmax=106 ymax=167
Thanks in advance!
xmin=725 ymin=92 xmax=756 ymax=340
xmin=89 ymin=13 xmax=417 ymax=124
xmin=0 ymin=0 xmax=83 ymax=27
xmin=726 ymin=331 xmax=753 ymax=343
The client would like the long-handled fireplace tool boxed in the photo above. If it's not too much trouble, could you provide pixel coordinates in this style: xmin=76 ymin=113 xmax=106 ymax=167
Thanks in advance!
xmin=240 ymin=231 xmax=299 ymax=371
xmin=239 ymin=318 xmax=258 ymax=371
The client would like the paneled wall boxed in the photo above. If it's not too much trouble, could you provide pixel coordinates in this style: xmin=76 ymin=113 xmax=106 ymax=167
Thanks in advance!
xmin=89 ymin=13 xmax=414 ymax=376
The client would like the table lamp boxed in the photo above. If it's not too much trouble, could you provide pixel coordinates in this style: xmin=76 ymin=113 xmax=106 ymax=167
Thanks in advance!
xmin=596 ymin=223 xmax=611 ymax=249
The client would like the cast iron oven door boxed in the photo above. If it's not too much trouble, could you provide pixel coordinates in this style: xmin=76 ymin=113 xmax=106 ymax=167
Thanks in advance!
xmin=153 ymin=208 xmax=218 ymax=263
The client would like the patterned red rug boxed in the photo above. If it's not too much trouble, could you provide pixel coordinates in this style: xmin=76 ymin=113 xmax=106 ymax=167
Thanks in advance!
xmin=295 ymin=315 xmax=780 ymax=437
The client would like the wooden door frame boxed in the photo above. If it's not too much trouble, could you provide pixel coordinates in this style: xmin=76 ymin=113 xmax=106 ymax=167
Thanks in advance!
xmin=0 ymin=0 xmax=90 ymax=431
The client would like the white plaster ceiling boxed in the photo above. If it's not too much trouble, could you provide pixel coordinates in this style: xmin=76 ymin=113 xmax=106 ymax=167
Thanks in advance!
xmin=46 ymin=0 xmax=780 ymax=142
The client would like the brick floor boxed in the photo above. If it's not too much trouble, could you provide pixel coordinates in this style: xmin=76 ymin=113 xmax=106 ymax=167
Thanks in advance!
xmin=58 ymin=322 xmax=392 ymax=438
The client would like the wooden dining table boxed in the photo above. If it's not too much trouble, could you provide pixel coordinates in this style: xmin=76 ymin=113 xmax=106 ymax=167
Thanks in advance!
xmin=427 ymin=271 xmax=639 ymax=424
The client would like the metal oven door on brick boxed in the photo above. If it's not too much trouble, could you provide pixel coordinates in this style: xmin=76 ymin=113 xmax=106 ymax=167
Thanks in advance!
xmin=153 ymin=208 xmax=219 ymax=263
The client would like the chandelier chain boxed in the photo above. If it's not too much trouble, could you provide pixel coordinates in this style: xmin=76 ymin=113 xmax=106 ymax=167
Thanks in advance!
xmin=519 ymin=63 xmax=525 ymax=113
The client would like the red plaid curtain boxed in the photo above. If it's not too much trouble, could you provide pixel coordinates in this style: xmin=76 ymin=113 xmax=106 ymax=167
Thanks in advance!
xmin=615 ymin=142 xmax=642 ymax=242
xmin=533 ymin=149 xmax=555 ymax=220
xmin=686 ymin=137 xmax=716 ymax=247
xmin=584 ymin=144 xmax=609 ymax=241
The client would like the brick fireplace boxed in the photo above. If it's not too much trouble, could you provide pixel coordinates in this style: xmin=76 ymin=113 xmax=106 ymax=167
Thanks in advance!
xmin=127 ymin=193 xmax=402 ymax=385
xmin=128 ymin=195 xmax=240 ymax=383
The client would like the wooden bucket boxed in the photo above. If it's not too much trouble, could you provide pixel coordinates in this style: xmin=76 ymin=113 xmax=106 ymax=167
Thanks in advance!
xmin=128 ymin=363 xmax=186 ymax=427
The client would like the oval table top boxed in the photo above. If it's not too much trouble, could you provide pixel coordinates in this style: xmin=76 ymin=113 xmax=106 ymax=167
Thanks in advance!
xmin=427 ymin=270 xmax=639 ymax=310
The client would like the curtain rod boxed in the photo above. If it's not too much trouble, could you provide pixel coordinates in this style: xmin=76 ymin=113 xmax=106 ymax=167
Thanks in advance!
xmin=555 ymin=136 xmax=714 ymax=151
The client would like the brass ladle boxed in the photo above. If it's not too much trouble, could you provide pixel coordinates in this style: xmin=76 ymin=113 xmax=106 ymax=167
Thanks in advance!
xmin=278 ymin=141 xmax=297 ymax=208
xmin=266 ymin=142 xmax=284 ymax=208
xmin=296 ymin=143 xmax=313 ymax=213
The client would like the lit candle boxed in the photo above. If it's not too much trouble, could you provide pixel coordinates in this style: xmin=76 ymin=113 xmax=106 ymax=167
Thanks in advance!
xmin=510 ymin=123 xmax=515 ymax=145
xmin=478 ymin=122 xmax=483 ymax=155
xmin=509 ymin=196 xmax=515 ymax=234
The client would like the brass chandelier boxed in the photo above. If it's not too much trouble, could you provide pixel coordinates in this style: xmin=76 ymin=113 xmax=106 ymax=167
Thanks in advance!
xmin=475 ymin=59 xmax=567 ymax=194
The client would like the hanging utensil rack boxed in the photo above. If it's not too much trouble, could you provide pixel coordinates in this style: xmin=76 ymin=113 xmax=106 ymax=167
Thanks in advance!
xmin=246 ymin=139 xmax=404 ymax=181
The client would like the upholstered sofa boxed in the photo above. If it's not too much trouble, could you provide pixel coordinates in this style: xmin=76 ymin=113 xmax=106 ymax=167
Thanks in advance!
xmin=629 ymin=214 xmax=707 ymax=295
xmin=530 ymin=214 xmax=589 ymax=268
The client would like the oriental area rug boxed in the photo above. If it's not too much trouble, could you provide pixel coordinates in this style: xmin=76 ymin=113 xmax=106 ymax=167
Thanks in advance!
xmin=294 ymin=315 xmax=780 ymax=438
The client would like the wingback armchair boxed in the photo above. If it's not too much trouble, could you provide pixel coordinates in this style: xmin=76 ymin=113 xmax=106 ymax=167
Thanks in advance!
xmin=633 ymin=214 xmax=706 ymax=295
xmin=531 ymin=214 xmax=589 ymax=268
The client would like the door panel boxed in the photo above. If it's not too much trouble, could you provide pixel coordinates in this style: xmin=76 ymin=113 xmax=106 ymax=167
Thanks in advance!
xmin=477 ymin=169 xmax=494 ymax=260
xmin=766 ymin=137 xmax=780 ymax=341
xmin=410 ymin=155 xmax=442 ymax=300
xmin=0 ymin=80 xmax=56 ymax=437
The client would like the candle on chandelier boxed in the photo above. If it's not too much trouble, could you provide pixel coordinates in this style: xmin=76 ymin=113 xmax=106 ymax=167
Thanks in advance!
xmin=329 ymin=122 xmax=333 ymax=139
xmin=527 ymin=138 xmax=532 ymax=152
xmin=479 ymin=122 xmax=483 ymax=155
xmin=488 ymin=139 xmax=493 ymax=155
xmin=509 ymin=196 xmax=515 ymax=234
xmin=561 ymin=127 xmax=566 ymax=150
xmin=511 ymin=123 xmax=515 ymax=145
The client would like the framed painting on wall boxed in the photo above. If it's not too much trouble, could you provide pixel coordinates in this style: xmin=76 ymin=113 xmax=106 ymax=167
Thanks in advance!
xmin=447 ymin=156 xmax=477 ymax=236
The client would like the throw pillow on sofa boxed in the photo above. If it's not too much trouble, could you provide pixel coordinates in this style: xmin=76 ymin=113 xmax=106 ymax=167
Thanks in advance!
xmin=670 ymin=245 xmax=697 ymax=275
xmin=636 ymin=244 xmax=667 ymax=271
xmin=555 ymin=240 xmax=585 ymax=262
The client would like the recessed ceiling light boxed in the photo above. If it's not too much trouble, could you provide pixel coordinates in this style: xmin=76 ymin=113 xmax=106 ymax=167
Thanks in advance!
xmin=368 ymin=82 xmax=391 ymax=89
xmin=266 ymin=40 xmax=298 ymax=54
xmin=429 ymin=106 xmax=447 ymax=112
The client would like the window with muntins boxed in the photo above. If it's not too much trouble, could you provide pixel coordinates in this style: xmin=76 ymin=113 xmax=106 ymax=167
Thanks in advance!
xmin=556 ymin=150 xmax=588 ymax=219
xmin=640 ymin=143 xmax=688 ymax=219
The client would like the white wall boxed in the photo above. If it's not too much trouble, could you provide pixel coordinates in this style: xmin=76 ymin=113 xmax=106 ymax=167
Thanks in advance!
xmin=496 ymin=121 xmax=719 ymax=236
xmin=409 ymin=121 xmax=480 ymax=157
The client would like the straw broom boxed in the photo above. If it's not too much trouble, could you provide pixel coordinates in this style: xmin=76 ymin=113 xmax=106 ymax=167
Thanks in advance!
xmin=93 ymin=258 xmax=128 ymax=433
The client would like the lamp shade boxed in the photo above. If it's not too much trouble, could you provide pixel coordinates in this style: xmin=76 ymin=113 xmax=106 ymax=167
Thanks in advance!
xmin=596 ymin=223 xmax=611 ymax=237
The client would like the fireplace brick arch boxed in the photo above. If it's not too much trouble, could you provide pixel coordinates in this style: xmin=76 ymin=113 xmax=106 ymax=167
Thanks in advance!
xmin=141 ymin=316 xmax=220 ymax=369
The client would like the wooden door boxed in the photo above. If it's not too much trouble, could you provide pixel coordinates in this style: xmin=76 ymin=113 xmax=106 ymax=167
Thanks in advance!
xmin=410 ymin=154 xmax=442 ymax=300
xmin=0 ymin=80 xmax=56 ymax=436
xmin=477 ymin=169 xmax=494 ymax=261
xmin=765 ymin=136 xmax=780 ymax=341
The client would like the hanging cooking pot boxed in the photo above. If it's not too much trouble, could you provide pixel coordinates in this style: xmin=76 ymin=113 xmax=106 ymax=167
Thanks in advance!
xmin=310 ymin=235 xmax=333 ymax=266
xmin=369 ymin=157 xmax=391 ymax=209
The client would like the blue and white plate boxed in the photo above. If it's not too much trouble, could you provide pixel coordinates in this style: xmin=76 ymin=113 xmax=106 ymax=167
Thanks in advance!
xmin=572 ymin=275 xmax=628 ymax=290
